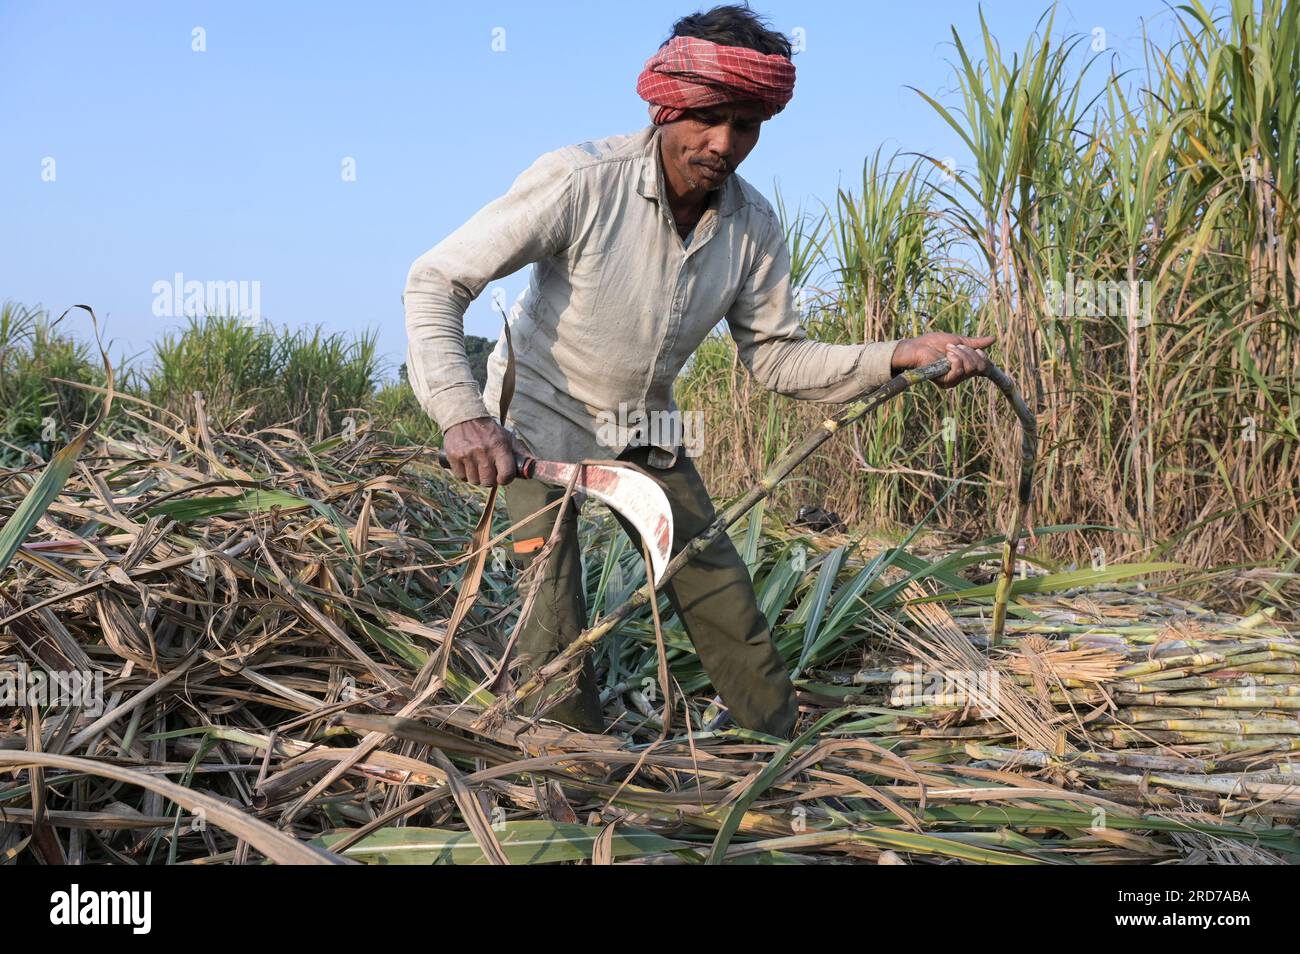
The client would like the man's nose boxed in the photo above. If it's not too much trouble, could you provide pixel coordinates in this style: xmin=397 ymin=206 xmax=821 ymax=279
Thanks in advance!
xmin=707 ymin=123 xmax=735 ymax=159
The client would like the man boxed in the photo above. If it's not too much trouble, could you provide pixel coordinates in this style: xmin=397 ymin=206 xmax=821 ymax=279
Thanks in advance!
xmin=404 ymin=5 xmax=993 ymax=738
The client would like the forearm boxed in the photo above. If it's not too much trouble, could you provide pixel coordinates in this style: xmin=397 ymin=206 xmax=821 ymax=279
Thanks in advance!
xmin=403 ymin=259 xmax=491 ymax=431
xmin=746 ymin=337 xmax=899 ymax=402
xmin=728 ymin=215 xmax=901 ymax=403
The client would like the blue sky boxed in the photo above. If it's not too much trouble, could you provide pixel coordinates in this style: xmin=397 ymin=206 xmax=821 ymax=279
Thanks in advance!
xmin=1 ymin=1 xmax=1187 ymax=378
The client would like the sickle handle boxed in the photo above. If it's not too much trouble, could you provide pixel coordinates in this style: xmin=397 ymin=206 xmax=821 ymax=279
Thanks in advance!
xmin=436 ymin=448 xmax=535 ymax=479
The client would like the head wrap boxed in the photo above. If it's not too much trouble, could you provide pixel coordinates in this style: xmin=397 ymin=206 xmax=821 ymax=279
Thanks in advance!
xmin=636 ymin=35 xmax=796 ymax=126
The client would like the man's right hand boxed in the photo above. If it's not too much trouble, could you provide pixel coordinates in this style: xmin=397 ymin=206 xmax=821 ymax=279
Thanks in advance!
xmin=891 ymin=333 xmax=996 ymax=389
xmin=443 ymin=417 xmax=519 ymax=487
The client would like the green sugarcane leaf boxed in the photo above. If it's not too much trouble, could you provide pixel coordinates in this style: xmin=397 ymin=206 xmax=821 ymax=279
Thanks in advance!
xmin=0 ymin=439 xmax=93 ymax=579
xmin=915 ymin=562 xmax=1184 ymax=603
xmin=792 ymin=545 xmax=846 ymax=679
xmin=353 ymin=618 xmax=427 ymax=670
xmin=0 ymin=305 xmax=111 ymax=580
xmin=319 ymin=820 xmax=684 ymax=865
xmin=146 ymin=489 xmax=310 ymax=521
xmin=757 ymin=544 xmax=807 ymax=626
xmin=707 ymin=707 xmax=853 ymax=864
xmin=739 ymin=498 xmax=765 ymax=578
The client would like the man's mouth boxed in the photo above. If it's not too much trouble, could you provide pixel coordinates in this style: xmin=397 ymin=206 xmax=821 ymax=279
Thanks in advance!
xmin=692 ymin=159 xmax=729 ymax=179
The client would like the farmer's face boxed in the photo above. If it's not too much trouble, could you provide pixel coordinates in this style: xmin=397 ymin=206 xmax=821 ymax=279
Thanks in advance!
xmin=660 ymin=102 xmax=765 ymax=196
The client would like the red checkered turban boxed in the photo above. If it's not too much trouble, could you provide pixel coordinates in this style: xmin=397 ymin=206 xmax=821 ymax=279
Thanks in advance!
xmin=636 ymin=35 xmax=796 ymax=126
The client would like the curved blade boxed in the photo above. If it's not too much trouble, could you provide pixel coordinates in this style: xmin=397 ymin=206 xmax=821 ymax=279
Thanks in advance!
xmin=528 ymin=460 xmax=673 ymax=586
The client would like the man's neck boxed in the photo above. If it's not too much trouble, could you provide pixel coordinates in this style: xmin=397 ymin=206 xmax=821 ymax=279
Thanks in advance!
xmin=658 ymin=140 xmax=712 ymax=235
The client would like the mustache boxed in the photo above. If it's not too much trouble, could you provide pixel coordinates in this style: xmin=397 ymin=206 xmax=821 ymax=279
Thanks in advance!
xmin=689 ymin=157 xmax=730 ymax=173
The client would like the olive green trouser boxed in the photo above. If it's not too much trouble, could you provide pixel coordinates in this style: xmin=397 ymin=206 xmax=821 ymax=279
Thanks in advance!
xmin=502 ymin=444 xmax=798 ymax=738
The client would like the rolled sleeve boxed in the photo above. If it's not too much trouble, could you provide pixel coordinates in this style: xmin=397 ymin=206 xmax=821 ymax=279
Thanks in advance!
xmin=403 ymin=151 xmax=574 ymax=431
xmin=725 ymin=213 xmax=898 ymax=403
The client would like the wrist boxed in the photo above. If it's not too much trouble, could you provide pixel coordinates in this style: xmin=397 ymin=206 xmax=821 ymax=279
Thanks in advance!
xmin=889 ymin=339 xmax=909 ymax=375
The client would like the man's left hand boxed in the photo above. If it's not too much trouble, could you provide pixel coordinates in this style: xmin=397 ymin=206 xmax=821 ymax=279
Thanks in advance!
xmin=890 ymin=333 xmax=996 ymax=389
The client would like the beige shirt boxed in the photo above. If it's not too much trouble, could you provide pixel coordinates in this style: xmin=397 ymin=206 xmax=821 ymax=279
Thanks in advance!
xmin=403 ymin=125 xmax=898 ymax=468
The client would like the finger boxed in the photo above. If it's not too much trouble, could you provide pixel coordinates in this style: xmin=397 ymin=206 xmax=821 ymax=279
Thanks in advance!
xmin=474 ymin=452 xmax=498 ymax=488
xmin=960 ymin=348 xmax=987 ymax=378
xmin=961 ymin=335 xmax=997 ymax=349
xmin=942 ymin=347 xmax=964 ymax=386
xmin=449 ymin=453 xmax=469 ymax=483
xmin=460 ymin=455 xmax=481 ymax=486
xmin=955 ymin=346 xmax=979 ymax=379
xmin=491 ymin=441 xmax=516 ymax=485
xmin=952 ymin=346 xmax=977 ymax=381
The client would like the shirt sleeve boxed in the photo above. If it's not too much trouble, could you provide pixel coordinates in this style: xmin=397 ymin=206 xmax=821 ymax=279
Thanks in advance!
xmin=725 ymin=211 xmax=898 ymax=403
xmin=403 ymin=151 xmax=575 ymax=431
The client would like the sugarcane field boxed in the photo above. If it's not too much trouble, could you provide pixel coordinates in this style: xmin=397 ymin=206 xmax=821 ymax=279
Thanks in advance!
xmin=2 ymin=0 xmax=1298 ymax=921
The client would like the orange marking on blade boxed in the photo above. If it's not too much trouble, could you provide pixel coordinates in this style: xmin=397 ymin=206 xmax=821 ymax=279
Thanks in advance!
xmin=654 ymin=514 xmax=672 ymax=555
xmin=512 ymin=536 xmax=546 ymax=554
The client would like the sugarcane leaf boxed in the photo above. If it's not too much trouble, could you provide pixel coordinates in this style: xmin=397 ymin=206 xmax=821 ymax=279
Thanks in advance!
xmin=756 ymin=544 xmax=807 ymax=626
xmin=0 ymin=305 xmax=112 ymax=579
xmin=0 ymin=440 xmax=92 ymax=579
xmin=707 ymin=707 xmax=852 ymax=864
xmin=738 ymin=498 xmax=765 ymax=578
xmin=915 ymin=562 xmax=1184 ymax=602
xmin=792 ymin=545 xmax=846 ymax=679
xmin=146 ymin=489 xmax=310 ymax=521
xmin=0 ymin=751 xmax=345 ymax=865
xmin=319 ymin=820 xmax=684 ymax=865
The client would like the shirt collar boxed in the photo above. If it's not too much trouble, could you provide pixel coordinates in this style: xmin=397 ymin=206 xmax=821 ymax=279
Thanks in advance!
xmin=636 ymin=125 xmax=744 ymax=218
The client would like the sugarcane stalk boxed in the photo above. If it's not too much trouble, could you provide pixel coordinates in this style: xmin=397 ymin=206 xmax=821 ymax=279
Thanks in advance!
xmin=477 ymin=357 xmax=1037 ymax=726
xmin=1117 ymin=675 xmax=1300 ymax=692
xmin=1113 ymin=705 xmax=1300 ymax=723
xmin=1091 ymin=729 xmax=1300 ymax=750
xmin=1114 ymin=692 xmax=1300 ymax=709
xmin=1099 ymin=718 xmax=1300 ymax=735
